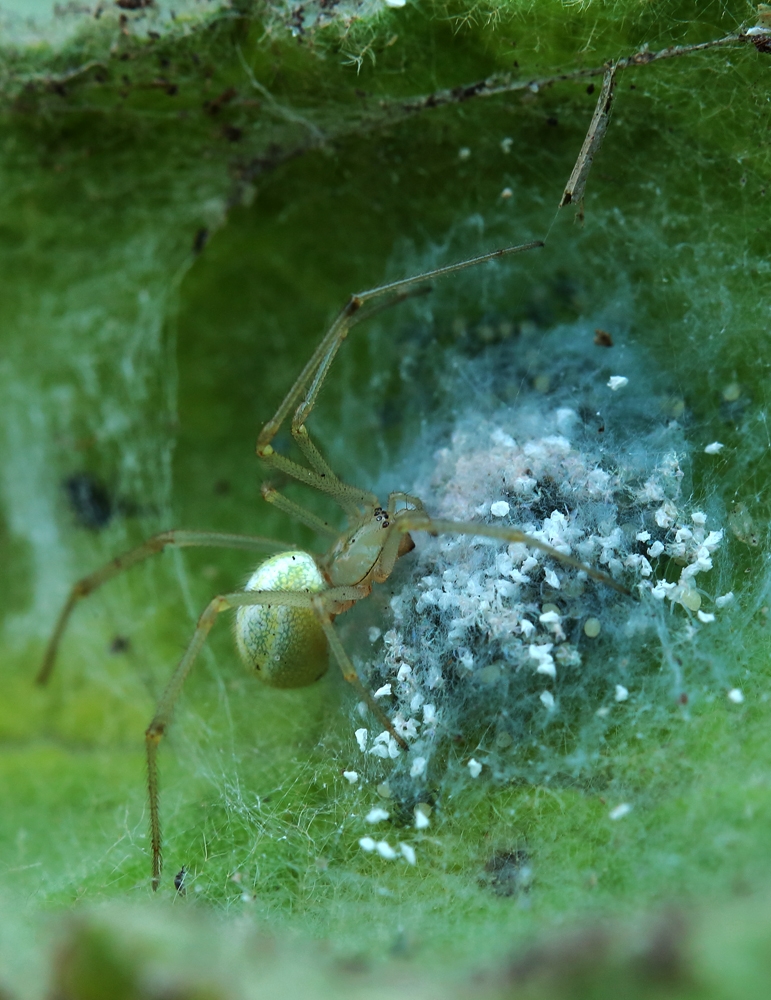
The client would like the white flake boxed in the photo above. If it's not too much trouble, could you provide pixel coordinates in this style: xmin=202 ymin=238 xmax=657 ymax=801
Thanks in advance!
xmin=607 ymin=376 xmax=629 ymax=391
xmin=491 ymin=500 xmax=510 ymax=517
xmin=410 ymin=756 xmax=427 ymax=779
xmin=366 ymin=807 xmax=390 ymax=824
xmin=467 ymin=758 xmax=483 ymax=778
xmin=373 ymin=684 xmax=392 ymax=699
xmin=615 ymin=684 xmax=629 ymax=702
xmin=458 ymin=648 xmax=474 ymax=670
xmin=399 ymin=843 xmax=417 ymax=865
xmin=540 ymin=690 xmax=555 ymax=710
xmin=609 ymin=803 xmax=632 ymax=820
xmin=410 ymin=692 xmax=425 ymax=712
xmin=530 ymin=643 xmax=556 ymax=678
xmin=715 ymin=592 xmax=734 ymax=608
xmin=704 ymin=442 xmax=724 ymax=454
xmin=727 ymin=688 xmax=744 ymax=704
xmin=414 ymin=807 xmax=430 ymax=830
xmin=355 ymin=728 xmax=368 ymax=752
xmin=375 ymin=841 xmax=398 ymax=860
xmin=359 ymin=837 xmax=376 ymax=852
xmin=697 ymin=610 xmax=715 ymax=623
xmin=343 ymin=771 xmax=359 ymax=784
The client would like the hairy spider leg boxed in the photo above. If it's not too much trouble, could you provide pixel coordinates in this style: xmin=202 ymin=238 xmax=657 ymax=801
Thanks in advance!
xmin=261 ymin=483 xmax=339 ymax=538
xmin=311 ymin=598 xmax=409 ymax=751
xmin=256 ymin=241 xmax=544 ymax=510
xmin=392 ymin=510 xmax=631 ymax=596
xmin=36 ymin=531 xmax=295 ymax=686
xmin=144 ymin=582 xmax=370 ymax=890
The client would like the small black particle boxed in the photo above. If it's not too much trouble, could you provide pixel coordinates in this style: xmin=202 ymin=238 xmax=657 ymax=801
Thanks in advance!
xmin=174 ymin=865 xmax=187 ymax=894
xmin=193 ymin=227 xmax=209 ymax=254
xmin=110 ymin=635 xmax=130 ymax=654
xmin=480 ymin=849 xmax=532 ymax=897
xmin=64 ymin=473 xmax=113 ymax=530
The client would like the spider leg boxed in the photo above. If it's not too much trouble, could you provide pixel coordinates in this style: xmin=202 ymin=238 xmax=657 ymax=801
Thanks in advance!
xmin=387 ymin=492 xmax=425 ymax=514
xmin=37 ymin=530 xmax=295 ymax=686
xmin=393 ymin=511 xmax=631 ymax=596
xmin=255 ymin=245 xmax=542 ymax=512
xmin=146 ymin=583 xmax=362 ymax=890
xmin=257 ymin=240 xmax=542 ymax=457
xmin=261 ymin=483 xmax=338 ymax=538
xmin=259 ymin=424 xmax=377 ymax=517
xmin=312 ymin=598 xmax=408 ymax=752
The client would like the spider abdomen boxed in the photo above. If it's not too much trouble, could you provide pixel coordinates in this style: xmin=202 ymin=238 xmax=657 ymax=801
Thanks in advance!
xmin=234 ymin=551 xmax=329 ymax=688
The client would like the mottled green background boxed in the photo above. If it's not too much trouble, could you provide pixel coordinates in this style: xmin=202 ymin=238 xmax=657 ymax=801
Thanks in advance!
xmin=1 ymin=1 xmax=770 ymax=996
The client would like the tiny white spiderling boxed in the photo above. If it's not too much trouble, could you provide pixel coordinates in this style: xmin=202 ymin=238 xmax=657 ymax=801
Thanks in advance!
xmin=365 ymin=807 xmax=390 ymax=824
xmin=399 ymin=843 xmax=417 ymax=865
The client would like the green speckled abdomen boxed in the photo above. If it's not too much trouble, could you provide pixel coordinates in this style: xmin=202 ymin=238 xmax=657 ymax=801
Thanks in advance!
xmin=234 ymin=551 xmax=329 ymax=688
